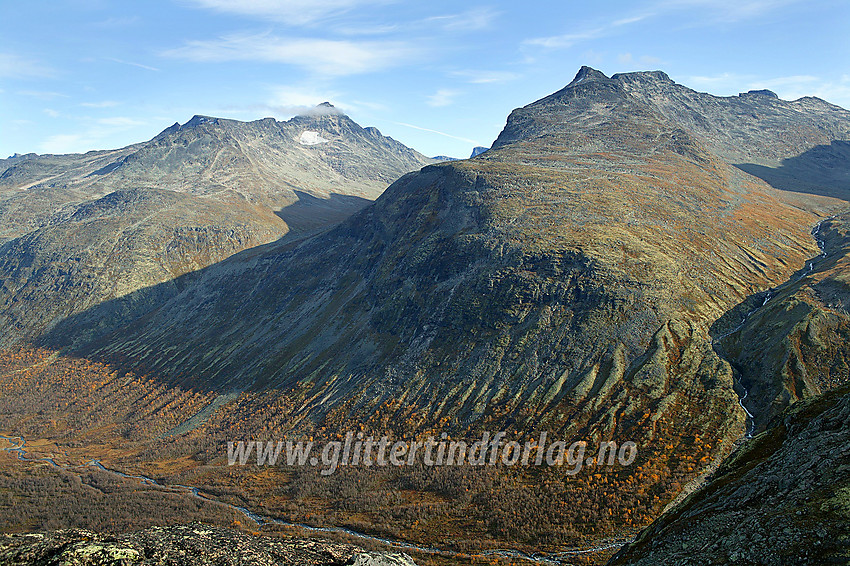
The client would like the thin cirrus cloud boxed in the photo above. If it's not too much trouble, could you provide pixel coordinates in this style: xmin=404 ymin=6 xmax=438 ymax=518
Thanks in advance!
xmin=96 ymin=117 xmax=147 ymax=127
xmin=524 ymin=1 xmax=799 ymax=52
xmin=451 ymin=70 xmax=520 ymax=84
xmin=40 ymin=117 xmax=150 ymax=154
xmin=748 ymin=75 xmax=850 ymax=107
xmin=523 ymin=28 xmax=607 ymax=50
xmin=162 ymin=32 xmax=419 ymax=76
xmin=394 ymin=121 xmax=479 ymax=145
xmin=185 ymin=0 xmax=389 ymax=26
xmin=17 ymin=90 xmax=69 ymax=100
xmin=81 ymin=100 xmax=121 ymax=108
xmin=427 ymin=89 xmax=460 ymax=107
xmin=656 ymin=0 xmax=803 ymax=23
xmin=106 ymin=58 xmax=161 ymax=72
xmin=523 ymin=11 xmax=649 ymax=50
xmin=425 ymin=7 xmax=499 ymax=32
xmin=0 ymin=53 xmax=56 ymax=79
xmin=263 ymin=85 xmax=345 ymax=116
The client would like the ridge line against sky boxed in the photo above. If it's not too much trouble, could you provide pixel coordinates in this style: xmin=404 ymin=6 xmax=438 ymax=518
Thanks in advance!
xmin=1 ymin=0 xmax=848 ymax=159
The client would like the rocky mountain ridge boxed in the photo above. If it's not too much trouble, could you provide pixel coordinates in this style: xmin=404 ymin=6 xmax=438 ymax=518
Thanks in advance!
xmin=32 ymin=68 xmax=847 ymax=426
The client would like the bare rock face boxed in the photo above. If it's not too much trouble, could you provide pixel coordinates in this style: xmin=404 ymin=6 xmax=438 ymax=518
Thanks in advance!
xmin=0 ymin=524 xmax=418 ymax=566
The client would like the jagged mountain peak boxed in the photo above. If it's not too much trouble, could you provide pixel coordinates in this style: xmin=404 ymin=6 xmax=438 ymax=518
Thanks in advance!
xmin=185 ymin=114 xmax=220 ymax=126
xmin=491 ymin=65 xmax=850 ymax=168
xmin=296 ymin=101 xmax=346 ymax=118
xmin=568 ymin=65 xmax=612 ymax=85
xmin=564 ymin=66 xmax=675 ymax=89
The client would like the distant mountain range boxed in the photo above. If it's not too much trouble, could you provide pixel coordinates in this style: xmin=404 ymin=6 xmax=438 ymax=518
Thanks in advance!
xmin=0 ymin=105 xmax=433 ymax=346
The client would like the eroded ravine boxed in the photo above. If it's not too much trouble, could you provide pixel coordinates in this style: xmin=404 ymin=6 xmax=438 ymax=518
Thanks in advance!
xmin=711 ymin=216 xmax=835 ymax=437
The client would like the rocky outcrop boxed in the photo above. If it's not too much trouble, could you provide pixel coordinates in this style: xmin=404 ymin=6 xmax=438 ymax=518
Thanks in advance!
xmin=0 ymin=524 xmax=419 ymax=566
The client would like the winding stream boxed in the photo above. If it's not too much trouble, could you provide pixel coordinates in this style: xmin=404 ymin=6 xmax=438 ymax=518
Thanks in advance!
xmin=713 ymin=216 xmax=834 ymax=437
xmin=0 ymin=434 xmax=629 ymax=565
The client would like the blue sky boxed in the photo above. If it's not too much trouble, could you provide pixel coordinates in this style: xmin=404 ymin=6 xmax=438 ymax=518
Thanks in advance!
xmin=1 ymin=0 xmax=848 ymax=159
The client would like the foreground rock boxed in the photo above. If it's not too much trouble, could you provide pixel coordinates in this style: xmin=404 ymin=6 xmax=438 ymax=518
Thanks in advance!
xmin=0 ymin=524 xmax=418 ymax=566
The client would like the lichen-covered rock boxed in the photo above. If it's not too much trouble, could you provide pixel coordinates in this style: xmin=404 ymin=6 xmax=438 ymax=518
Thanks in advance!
xmin=351 ymin=552 xmax=418 ymax=566
xmin=0 ymin=524 xmax=414 ymax=566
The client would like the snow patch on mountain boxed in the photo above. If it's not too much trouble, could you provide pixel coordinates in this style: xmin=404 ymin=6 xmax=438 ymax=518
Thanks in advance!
xmin=299 ymin=131 xmax=330 ymax=146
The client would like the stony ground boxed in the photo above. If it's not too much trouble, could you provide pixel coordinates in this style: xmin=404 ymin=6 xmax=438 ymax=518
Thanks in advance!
xmin=0 ymin=524 xmax=418 ymax=566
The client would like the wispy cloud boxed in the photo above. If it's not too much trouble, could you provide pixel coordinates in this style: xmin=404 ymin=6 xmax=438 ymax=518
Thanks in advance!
xmin=426 ymin=7 xmax=499 ymax=32
xmin=523 ymin=28 xmax=606 ymax=49
xmin=334 ymin=23 xmax=400 ymax=36
xmin=394 ymin=121 xmax=479 ymax=144
xmin=524 ymin=1 xmax=799 ymax=54
xmin=349 ymin=99 xmax=388 ymax=112
xmin=451 ymin=70 xmax=520 ymax=84
xmin=81 ymin=100 xmax=121 ymax=108
xmin=96 ymin=117 xmax=147 ymax=127
xmin=162 ymin=32 xmax=419 ymax=76
xmin=90 ymin=16 xmax=140 ymax=28
xmin=427 ymin=89 xmax=460 ymax=107
xmin=523 ymin=9 xmax=652 ymax=51
xmin=613 ymin=15 xmax=651 ymax=26
xmin=186 ymin=0 xmax=388 ymax=26
xmin=682 ymin=72 xmax=850 ymax=108
xmin=685 ymin=72 xmax=742 ymax=89
xmin=107 ymin=57 xmax=161 ymax=72
xmin=749 ymin=75 xmax=850 ymax=107
xmin=0 ymin=53 xmax=56 ymax=79
xmin=617 ymin=53 xmax=662 ymax=67
xmin=40 ymin=133 xmax=89 ymax=154
xmin=38 ymin=116 xmax=151 ymax=154
xmin=17 ymin=90 xmax=68 ymax=100
xmin=657 ymin=0 xmax=803 ymax=23
xmin=264 ymin=85 xmax=345 ymax=115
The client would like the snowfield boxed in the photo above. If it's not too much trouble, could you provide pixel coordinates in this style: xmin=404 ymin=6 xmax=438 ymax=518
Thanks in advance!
xmin=299 ymin=131 xmax=330 ymax=145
